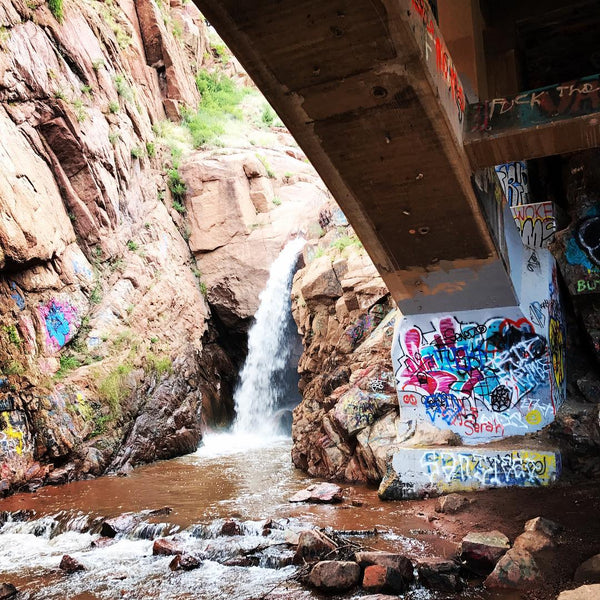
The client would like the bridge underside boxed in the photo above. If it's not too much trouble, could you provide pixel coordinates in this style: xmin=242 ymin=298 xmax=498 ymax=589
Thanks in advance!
xmin=194 ymin=0 xmax=513 ymax=313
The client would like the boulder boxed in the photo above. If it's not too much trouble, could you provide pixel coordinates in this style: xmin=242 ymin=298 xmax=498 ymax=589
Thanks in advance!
xmin=0 ymin=583 xmax=17 ymax=599
xmin=354 ymin=552 xmax=413 ymax=582
xmin=299 ymin=256 xmax=343 ymax=304
xmin=100 ymin=513 xmax=140 ymax=537
xmin=293 ymin=530 xmax=337 ymax=564
xmin=362 ymin=564 xmax=408 ymax=594
xmin=91 ymin=537 xmax=116 ymax=549
xmin=59 ymin=554 xmax=85 ymax=573
xmin=524 ymin=516 xmax=562 ymax=537
xmin=169 ymin=553 xmax=202 ymax=571
xmin=557 ymin=584 xmax=600 ymax=599
xmin=484 ymin=548 xmax=540 ymax=589
xmin=289 ymin=482 xmax=343 ymax=504
xmin=575 ymin=554 xmax=600 ymax=585
xmin=220 ymin=520 xmax=242 ymax=536
xmin=417 ymin=558 xmax=462 ymax=592
xmin=513 ymin=530 xmax=554 ymax=554
xmin=308 ymin=561 xmax=360 ymax=592
xmin=460 ymin=530 xmax=510 ymax=574
xmin=152 ymin=538 xmax=183 ymax=556
xmin=435 ymin=494 xmax=470 ymax=514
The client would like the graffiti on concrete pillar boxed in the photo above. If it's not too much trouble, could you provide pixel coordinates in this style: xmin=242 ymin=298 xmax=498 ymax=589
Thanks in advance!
xmin=495 ymin=162 xmax=530 ymax=206
xmin=511 ymin=202 xmax=556 ymax=248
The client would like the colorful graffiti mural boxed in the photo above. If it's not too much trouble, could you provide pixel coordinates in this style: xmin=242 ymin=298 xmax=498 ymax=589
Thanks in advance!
xmin=394 ymin=314 xmax=555 ymax=442
xmin=495 ymin=162 xmax=530 ymax=207
xmin=388 ymin=448 xmax=561 ymax=497
xmin=38 ymin=299 xmax=81 ymax=352
xmin=9 ymin=282 xmax=25 ymax=311
xmin=0 ymin=411 xmax=26 ymax=456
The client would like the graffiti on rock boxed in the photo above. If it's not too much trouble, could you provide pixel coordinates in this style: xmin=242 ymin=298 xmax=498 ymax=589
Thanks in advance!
xmin=0 ymin=411 xmax=26 ymax=455
xmin=345 ymin=305 xmax=387 ymax=347
xmin=394 ymin=315 xmax=557 ymax=442
xmin=332 ymin=389 xmax=377 ymax=435
xmin=495 ymin=162 xmax=530 ymax=207
xmin=576 ymin=215 xmax=600 ymax=268
xmin=9 ymin=282 xmax=25 ymax=311
xmin=0 ymin=397 xmax=14 ymax=412
xmin=38 ymin=299 xmax=80 ymax=352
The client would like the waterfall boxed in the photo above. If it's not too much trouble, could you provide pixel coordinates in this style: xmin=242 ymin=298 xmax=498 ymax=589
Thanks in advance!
xmin=232 ymin=237 xmax=305 ymax=437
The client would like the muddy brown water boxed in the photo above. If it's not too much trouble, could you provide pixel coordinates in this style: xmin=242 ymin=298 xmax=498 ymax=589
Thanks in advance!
xmin=0 ymin=434 xmax=598 ymax=599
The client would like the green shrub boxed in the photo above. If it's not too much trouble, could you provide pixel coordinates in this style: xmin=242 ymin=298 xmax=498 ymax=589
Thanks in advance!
xmin=145 ymin=353 xmax=172 ymax=376
xmin=92 ymin=59 xmax=105 ymax=71
xmin=330 ymin=234 xmax=363 ymax=252
xmin=256 ymin=154 xmax=275 ymax=178
xmin=6 ymin=361 xmax=25 ymax=376
xmin=114 ymin=74 xmax=133 ymax=101
xmin=145 ymin=142 xmax=156 ymax=157
xmin=167 ymin=168 xmax=187 ymax=202
xmin=272 ymin=196 xmax=281 ymax=206
xmin=47 ymin=0 xmax=64 ymax=22
xmin=90 ymin=284 xmax=102 ymax=305
xmin=55 ymin=355 xmax=81 ymax=378
xmin=195 ymin=70 xmax=242 ymax=114
xmin=261 ymin=104 xmax=275 ymax=127
xmin=4 ymin=325 xmax=20 ymax=346
xmin=97 ymin=363 xmax=133 ymax=416
xmin=108 ymin=101 xmax=119 ymax=114
xmin=172 ymin=200 xmax=185 ymax=214
xmin=126 ymin=240 xmax=138 ymax=251
xmin=130 ymin=146 xmax=143 ymax=159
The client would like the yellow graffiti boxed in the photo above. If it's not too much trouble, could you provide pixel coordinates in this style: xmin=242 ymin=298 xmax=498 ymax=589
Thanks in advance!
xmin=549 ymin=317 xmax=565 ymax=390
xmin=1 ymin=411 xmax=24 ymax=455
xmin=525 ymin=409 xmax=542 ymax=425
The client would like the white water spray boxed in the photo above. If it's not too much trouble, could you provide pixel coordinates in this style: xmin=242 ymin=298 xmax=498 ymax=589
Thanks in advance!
xmin=232 ymin=237 xmax=305 ymax=437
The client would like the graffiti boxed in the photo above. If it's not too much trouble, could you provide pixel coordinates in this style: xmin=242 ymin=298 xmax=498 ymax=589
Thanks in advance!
xmin=529 ymin=300 xmax=548 ymax=328
xmin=38 ymin=299 xmax=80 ymax=352
xmin=333 ymin=389 xmax=376 ymax=434
xmin=576 ymin=216 xmax=600 ymax=268
xmin=345 ymin=306 xmax=387 ymax=347
xmin=410 ymin=0 xmax=465 ymax=124
xmin=369 ymin=371 xmax=393 ymax=393
xmin=0 ymin=397 xmax=14 ymax=411
xmin=527 ymin=250 xmax=541 ymax=273
xmin=419 ymin=449 xmax=560 ymax=489
xmin=525 ymin=409 xmax=542 ymax=425
xmin=511 ymin=202 xmax=556 ymax=248
xmin=495 ymin=162 xmax=530 ymax=206
xmin=72 ymin=257 xmax=93 ymax=281
xmin=468 ymin=74 xmax=600 ymax=133
xmin=549 ymin=317 xmax=565 ymax=392
xmin=395 ymin=315 xmax=552 ymax=441
xmin=9 ymin=282 xmax=25 ymax=311
xmin=0 ymin=411 xmax=25 ymax=455
xmin=577 ymin=278 xmax=600 ymax=293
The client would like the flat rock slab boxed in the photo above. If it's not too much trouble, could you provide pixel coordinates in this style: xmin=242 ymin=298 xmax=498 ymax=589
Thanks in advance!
xmin=289 ymin=483 xmax=343 ymax=503
xmin=435 ymin=493 xmax=470 ymax=514
xmin=558 ymin=584 xmax=600 ymax=599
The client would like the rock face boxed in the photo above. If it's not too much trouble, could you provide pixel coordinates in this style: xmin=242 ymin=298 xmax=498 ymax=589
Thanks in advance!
xmin=290 ymin=222 xmax=397 ymax=483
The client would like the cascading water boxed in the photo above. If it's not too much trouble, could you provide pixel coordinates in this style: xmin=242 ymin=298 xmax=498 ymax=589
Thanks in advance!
xmin=232 ymin=236 xmax=305 ymax=437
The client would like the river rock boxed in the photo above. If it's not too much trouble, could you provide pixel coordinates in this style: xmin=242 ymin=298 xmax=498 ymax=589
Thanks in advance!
xmin=417 ymin=558 xmax=462 ymax=592
xmin=0 ymin=583 xmax=17 ymax=599
xmin=152 ymin=538 xmax=183 ymax=556
xmin=354 ymin=552 xmax=413 ymax=582
xmin=100 ymin=513 xmax=140 ymax=537
xmin=59 ymin=554 xmax=85 ymax=573
xmin=91 ymin=537 xmax=116 ymax=549
xmin=484 ymin=548 xmax=540 ymax=588
xmin=558 ymin=584 xmax=600 ymax=599
xmin=289 ymin=482 xmax=343 ymax=504
xmin=220 ymin=520 xmax=242 ymax=536
xmin=362 ymin=564 xmax=408 ymax=594
xmin=524 ymin=516 xmax=562 ymax=537
xmin=460 ymin=530 xmax=510 ymax=574
xmin=308 ymin=560 xmax=360 ymax=592
xmin=575 ymin=554 xmax=600 ymax=584
xmin=169 ymin=553 xmax=202 ymax=571
xmin=293 ymin=530 xmax=337 ymax=563
xmin=512 ymin=530 xmax=554 ymax=554
xmin=435 ymin=493 xmax=470 ymax=514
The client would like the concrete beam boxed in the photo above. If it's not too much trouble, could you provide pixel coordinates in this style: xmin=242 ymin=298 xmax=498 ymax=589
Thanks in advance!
xmin=195 ymin=0 xmax=515 ymax=312
xmin=465 ymin=75 xmax=600 ymax=168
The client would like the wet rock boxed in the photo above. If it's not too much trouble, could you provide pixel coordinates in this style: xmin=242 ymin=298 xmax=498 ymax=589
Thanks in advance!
xmin=460 ymin=530 xmax=510 ymax=574
xmin=308 ymin=560 xmax=360 ymax=592
xmin=100 ymin=513 xmax=139 ymax=537
xmin=284 ymin=530 xmax=300 ymax=545
xmin=435 ymin=493 xmax=470 ymax=514
xmin=362 ymin=564 xmax=408 ymax=594
xmin=524 ymin=516 xmax=562 ymax=537
xmin=484 ymin=548 xmax=540 ymax=589
xmin=169 ymin=553 xmax=202 ymax=571
xmin=152 ymin=538 xmax=183 ymax=556
xmin=0 ymin=583 xmax=17 ymax=599
xmin=558 ymin=584 xmax=600 ymax=599
xmin=360 ymin=596 xmax=398 ymax=600
xmin=220 ymin=520 xmax=242 ymax=536
xmin=354 ymin=552 xmax=413 ymax=582
xmin=289 ymin=482 xmax=343 ymax=504
xmin=59 ymin=554 xmax=85 ymax=573
xmin=417 ymin=558 xmax=462 ymax=592
xmin=293 ymin=530 xmax=337 ymax=564
xmin=91 ymin=537 xmax=116 ymax=549
xmin=223 ymin=556 xmax=260 ymax=567
xmin=574 ymin=554 xmax=600 ymax=584
xmin=146 ymin=507 xmax=173 ymax=517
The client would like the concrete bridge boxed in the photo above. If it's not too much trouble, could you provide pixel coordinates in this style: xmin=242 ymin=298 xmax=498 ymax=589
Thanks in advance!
xmin=195 ymin=0 xmax=600 ymax=496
